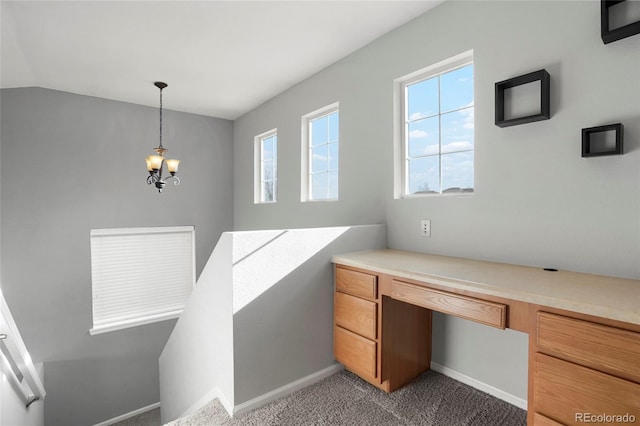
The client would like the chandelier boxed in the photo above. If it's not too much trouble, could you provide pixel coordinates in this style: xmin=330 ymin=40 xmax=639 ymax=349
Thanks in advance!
xmin=145 ymin=81 xmax=180 ymax=193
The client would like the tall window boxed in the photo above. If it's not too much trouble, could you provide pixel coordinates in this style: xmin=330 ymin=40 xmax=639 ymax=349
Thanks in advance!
xmin=255 ymin=129 xmax=277 ymax=203
xmin=397 ymin=51 xmax=474 ymax=196
xmin=302 ymin=103 xmax=339 ymax=201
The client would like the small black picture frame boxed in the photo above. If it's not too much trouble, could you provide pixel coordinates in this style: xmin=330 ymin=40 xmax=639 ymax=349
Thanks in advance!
xmin=601 ymin=0 xmax=640 ymax=44
xmin=495 ymin=69 xmax=550 ymax=128
xmin=581 ymin=123 xmax=624 ymax=157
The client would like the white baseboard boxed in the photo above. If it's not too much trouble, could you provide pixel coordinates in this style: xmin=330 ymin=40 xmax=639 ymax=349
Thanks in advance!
xmin=177 ymin=386 xmax=233 ymax=420
xmin=430 ymin=362 xmax=527 ymax=410
xmin=232 ymin=363 xmax=344 ymax=416
xmin=93 ymin=402 xmax=160 ymax=426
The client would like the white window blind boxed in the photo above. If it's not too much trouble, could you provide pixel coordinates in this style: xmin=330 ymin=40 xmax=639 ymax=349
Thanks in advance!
xmin=90 ymin=226 xmax=195 ymax=335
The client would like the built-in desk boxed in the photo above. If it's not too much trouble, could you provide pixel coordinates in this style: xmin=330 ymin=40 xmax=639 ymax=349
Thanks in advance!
xmin=332 ymin=250 xmax=640 ymax=426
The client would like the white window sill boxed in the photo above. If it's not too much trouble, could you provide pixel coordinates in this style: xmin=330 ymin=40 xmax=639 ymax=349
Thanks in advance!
xmin=400 ymin=191 xmax=474 ymax=200
xmin=89 ymin=310 xmax=182 ymax=336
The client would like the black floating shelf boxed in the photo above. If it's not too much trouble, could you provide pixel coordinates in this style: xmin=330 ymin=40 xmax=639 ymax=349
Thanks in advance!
xmin=582 ymin=123 xmax=624 ymax=157
xmin=601 ymin=0 xmax=640 ymax=44
xmin=495 ymin=69 xmax=550 ymax=128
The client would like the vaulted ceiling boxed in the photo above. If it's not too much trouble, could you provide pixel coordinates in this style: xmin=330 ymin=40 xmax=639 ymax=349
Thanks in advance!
xmin=1 ymin=1 xmax=442 ymax=119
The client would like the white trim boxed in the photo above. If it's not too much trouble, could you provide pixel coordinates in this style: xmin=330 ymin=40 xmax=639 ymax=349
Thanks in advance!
xmin=0 ymin=288 xmax=46 ymax=402
xmin=178 ymin=386 xmax=234 ymax=419
xmin=89 ymin=310 xmax=181 ymax=336
xmin=233 ymin=363 xmax=344 ymax=416
xmin=301 ymin=102 xmax=340 ymax=202
xmin=90 ymin=226 xmax=193 ymax=237
xmin=92 ymin=402 xmax=160 ymax=426
xmin=430 ymin=361 xmax=527 ymax=410
xmin=393 ymin=50 xmax=474 ymax=199
xmin=254 ymin=128 xmax=278 ymax=204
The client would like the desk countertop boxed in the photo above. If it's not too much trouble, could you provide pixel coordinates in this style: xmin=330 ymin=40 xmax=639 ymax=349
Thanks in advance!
xmin=332 ymin=249 xmax=640 ymax=326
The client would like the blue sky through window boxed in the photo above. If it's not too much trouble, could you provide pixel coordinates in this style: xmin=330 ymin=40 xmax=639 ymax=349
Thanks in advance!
xmin=406 ymin=63 xmax=474 ymax=194
xmin=260 ymin=134 xmax=277 ymax=202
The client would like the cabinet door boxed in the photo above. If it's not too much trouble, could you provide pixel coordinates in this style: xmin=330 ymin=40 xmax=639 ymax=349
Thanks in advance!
xmin=335 ymin=291 xmax=377 ymax=340
xmin=334 ymin=326 xmax=377 ymax=379
xmin=537 ymin=312 xmax=640 ymax=383
xmin=336 ymin=267 xmax=377 ymax=300
xmin=535 ymin=353 xmax=640 ymax=425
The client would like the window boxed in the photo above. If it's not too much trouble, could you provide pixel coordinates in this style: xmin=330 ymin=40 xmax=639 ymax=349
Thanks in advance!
xmin=302 ymin=103 xmax=339 ymax=201
xmin=89 ymin=226 xmax=195 ymax=335
xmin=254 ymin=129 xmax=278 ymax=203
xmin=395 ymin=51 xmax=474 ymax=197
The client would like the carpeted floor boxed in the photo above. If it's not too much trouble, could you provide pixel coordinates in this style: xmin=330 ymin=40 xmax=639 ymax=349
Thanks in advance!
xmin=160 ymin=369 xmax=526 ymax=426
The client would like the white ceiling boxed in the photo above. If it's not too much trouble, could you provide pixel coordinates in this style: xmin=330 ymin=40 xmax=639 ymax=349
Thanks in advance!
xmin=1 ymin=1 xmax=442 ymax=119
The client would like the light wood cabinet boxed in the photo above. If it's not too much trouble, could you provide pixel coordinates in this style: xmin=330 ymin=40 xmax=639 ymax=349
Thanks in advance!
xmin=391 ymin=279 xmax=507 ymax=329
xmin=334 ymin=267 xmax=380 ymax=385
xmin=333 ymin=253 xmax=640 ymax=425
xmin=334 ymin=326 xmax=377 ymax=379
xmin=533 ymin=311 xmax=640 ymax=425
xmin=537 ymin=312 xmax=640 ymax=383
xmin=335 ymin=291 xmax=377 ymax=340
xmin=532 ymin=412 xmax=565 ymax=426
xmin=333 ymin=266 xmax=431 ymax=392
xmin=336 ymin=267 xmax=377 ymax=300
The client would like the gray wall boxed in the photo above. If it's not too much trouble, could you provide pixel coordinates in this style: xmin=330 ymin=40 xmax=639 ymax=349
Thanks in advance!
xmin=159 ymin=225 xmax=386 ymax=423
xmin=233 ymin=0 xmax=640 ymax=402
xmin=0 ymin=87 xmax=233 ymax=426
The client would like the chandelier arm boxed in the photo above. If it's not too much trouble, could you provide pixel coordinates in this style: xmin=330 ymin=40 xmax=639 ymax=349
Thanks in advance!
xmin=166 ymin=175 xmax=181 ymax=186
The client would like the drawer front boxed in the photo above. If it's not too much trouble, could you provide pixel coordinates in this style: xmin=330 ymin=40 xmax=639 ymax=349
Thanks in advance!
xmin=537 ymin=312 xmax=640 ymax=383
xmin=334 ymin=326 xmax=377 ymax=379
xmin=336 ymin=267 xmax=377 ymax=300
xmin=335 ymin=292 xmax=377 ymax=340
xmin=391 ymin=280 xmax=506 ymax=329
xmin=533 ymin=413 xmax=565 ymax=426
xmin=535 ymin=353 xmax=640 ymax=425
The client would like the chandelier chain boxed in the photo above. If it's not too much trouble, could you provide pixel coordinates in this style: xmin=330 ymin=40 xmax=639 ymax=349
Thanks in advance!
xmin=159 ymin=86 xmax=163 ymax=149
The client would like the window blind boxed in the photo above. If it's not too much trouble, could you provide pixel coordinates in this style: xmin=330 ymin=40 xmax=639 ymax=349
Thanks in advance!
xmin=90 ymin=226 xmax=195 ymax=335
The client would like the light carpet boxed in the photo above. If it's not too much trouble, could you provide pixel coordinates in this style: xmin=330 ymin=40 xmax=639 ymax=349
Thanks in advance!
xmin=164 ymin=370 xmax=526 ymax=425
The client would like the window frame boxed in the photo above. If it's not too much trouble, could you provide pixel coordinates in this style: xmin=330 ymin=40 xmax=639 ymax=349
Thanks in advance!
xmin=254 ymin=128 xmax=278 ymax=204
xmin=394 ymin=50 xmax=475 ymax=199
xmin=89 ymin=226 xmax=195 ymax=335
xmin=301 ymin=102 xmax=340 ymax=202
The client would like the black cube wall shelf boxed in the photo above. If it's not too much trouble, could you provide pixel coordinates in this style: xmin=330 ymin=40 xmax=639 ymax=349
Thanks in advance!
xmin=601 ymin=0 xmax=640 ymax=44
xmin=582 ymin=123 xmax=624 ymax=157
xmin=495 ymin=69 xmax=550 ymax=128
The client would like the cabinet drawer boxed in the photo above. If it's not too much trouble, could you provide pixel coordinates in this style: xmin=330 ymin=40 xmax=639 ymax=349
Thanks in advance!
xmin=533 ymin=413 xmax=564 ymax=426
xmin=391 ymin=280 xmax=506 ymax=329
xmin=336 ymin=267 xmax=377 ymax=300
xmin=535 ymin=353 xmax=640 ymax=425
xmin=335 ymin=292 xmax=377 ymax=340
xmin=334 ymin=326 xmax=377 ymax=379
xmin=537 ymin=312 xmax=640 ymax=383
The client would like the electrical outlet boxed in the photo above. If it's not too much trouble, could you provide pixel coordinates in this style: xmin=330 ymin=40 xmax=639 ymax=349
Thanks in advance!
xmin=420 ymin=219 xmax=431 ymax=237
